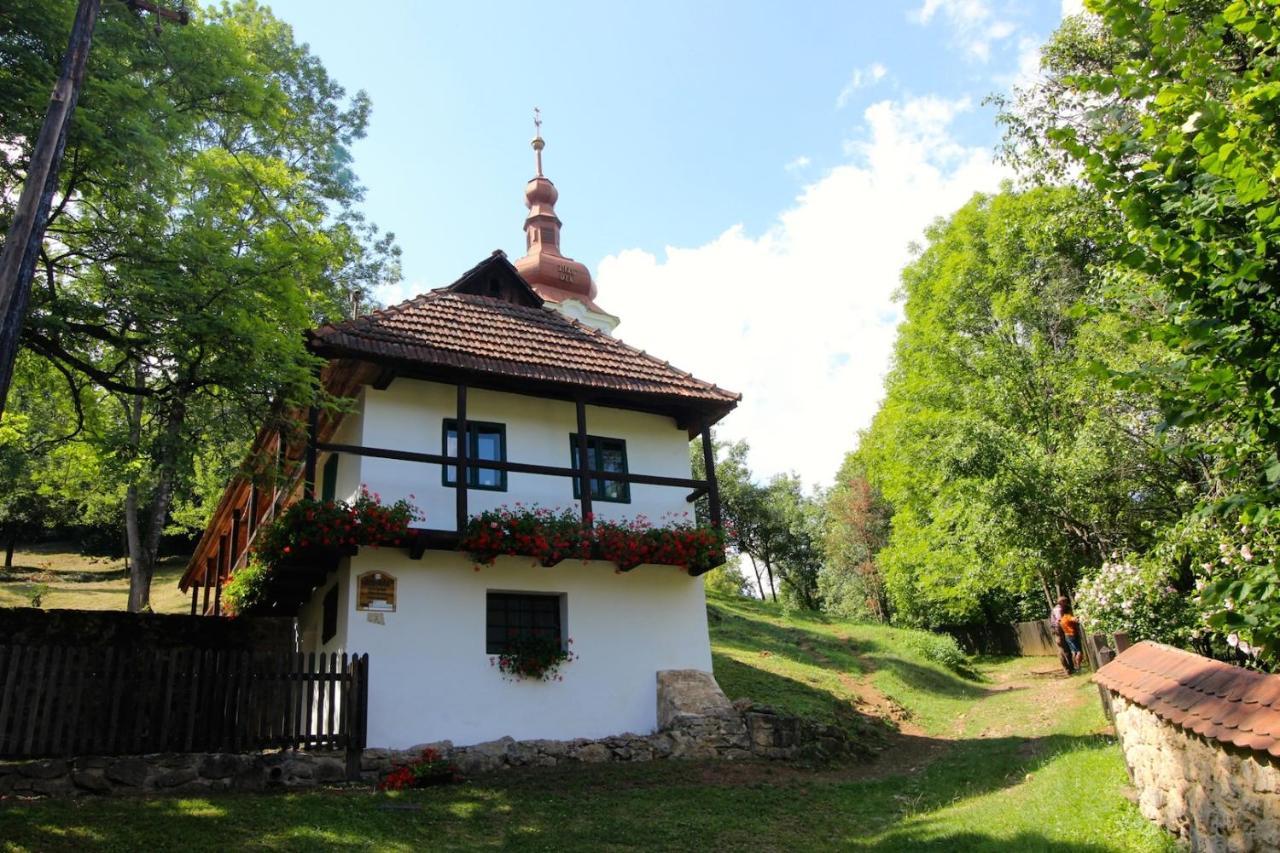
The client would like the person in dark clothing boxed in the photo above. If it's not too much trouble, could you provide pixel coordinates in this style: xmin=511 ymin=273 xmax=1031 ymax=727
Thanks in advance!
xmin=1051 ymin=596 xmax=1075 ymax=675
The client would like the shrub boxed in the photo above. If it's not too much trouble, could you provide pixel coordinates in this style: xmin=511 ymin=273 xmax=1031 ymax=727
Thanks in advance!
xmin=222 ymin=560 xmax=270 ymax=615
xmin=704 ymin=558 xmax=752 ymax=598
xmin=1075 ymin=557 xmax=1196 ymax=647
xmin=378 ymin=748 xmax=461 ymax=790
xmin=905 ymin=630 xmax=970 ymax=674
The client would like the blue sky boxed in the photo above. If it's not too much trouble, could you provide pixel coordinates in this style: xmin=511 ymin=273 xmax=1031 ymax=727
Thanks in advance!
xmin=265 ymin=0 xmax=1076 ymax=486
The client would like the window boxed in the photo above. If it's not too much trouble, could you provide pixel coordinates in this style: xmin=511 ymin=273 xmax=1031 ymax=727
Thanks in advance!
xmin=320 ymin=454 xmax=339 ymax=502
xmin=322 ymin=584 xmax=338 ymax=644
xmin=443 ymin=420 xmax=506 ymax=490
xmin=569 ymin=435 xmax=630 ymax=503
xmin=486 ymin=592 xmax=563 ymax=654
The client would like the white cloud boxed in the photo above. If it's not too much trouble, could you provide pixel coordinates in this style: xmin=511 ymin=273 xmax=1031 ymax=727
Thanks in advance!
xmin=372 ymin=278 xmax=424 ymax=308
xmin=835 ymin=62 xmax=888 ymax=109
xmin=598 ymin=96 xmax=1009 ymax=487
xmin=909 ymin=0 xmax=1016 ymax=62
xmin=784 ymin=155 xmax=811 ymax=172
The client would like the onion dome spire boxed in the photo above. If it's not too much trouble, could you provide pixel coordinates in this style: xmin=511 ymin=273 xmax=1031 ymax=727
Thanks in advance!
xmin=514 ymin=110 xmax=611 ymax=325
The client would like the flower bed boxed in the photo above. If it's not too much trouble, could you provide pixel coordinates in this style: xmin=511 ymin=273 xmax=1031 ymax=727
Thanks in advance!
xmin=225 ymin=486 xmax=423 ymax=614
xmin=378 ymin=748 xmax=462 ymax=790
xmin=458 ymin=506 xmax=724 ymax=574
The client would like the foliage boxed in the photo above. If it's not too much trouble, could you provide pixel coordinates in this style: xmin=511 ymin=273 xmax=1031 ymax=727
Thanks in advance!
xmin=692 ymin=437 xmax=823 ymax=607
xmin=1001 ymin=0 xmax=1280 ymax=651
xmin=1075 ymin=556 xmax=1197 ymax=648
xmin=459 ymin=506 xmax=725 ymax=574
xmin=222 ymin=559 xmax=270 ymax=616
xmin=378 ymin=748 xmax=462 ymax=791
xmin=702 ymin=557 xmax=752 ymax=598
xmin=1194 ymin=521 xmax=1280 ymax=660
xmin=490 ymin=634 xmax=577 ymax=682
xmin=820 ymin=453 xmax=892 ymax=621
xmin=252 ymin=487 xmax=421 ymax=571
xmin=904 ymin=631 xmax=972 ymax=676
xmin=0 ymin=0 xmax=399 ymax=610
xmin=227 ymin=488 xmax=419 ymax=614
xmin=858 ymin=186 xmax=1192 ymax=628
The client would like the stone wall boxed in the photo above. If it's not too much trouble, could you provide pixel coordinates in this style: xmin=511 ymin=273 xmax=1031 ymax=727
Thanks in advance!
xmin=0 ymin=671 xmax=860 ymax=797
xmin=0 ymin=750 xmax=353 ymax=797
xmin=1107 ymin=691 xmax=1280 ymax=852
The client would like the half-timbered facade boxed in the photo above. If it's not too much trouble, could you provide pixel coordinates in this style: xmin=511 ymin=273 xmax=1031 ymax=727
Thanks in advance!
xmin=179 ymin=130 xmax=739 ymax=748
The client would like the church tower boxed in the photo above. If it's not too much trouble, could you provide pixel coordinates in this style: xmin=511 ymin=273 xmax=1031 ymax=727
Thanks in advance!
xmin=513 ymin=111 xmax=620 ymax=333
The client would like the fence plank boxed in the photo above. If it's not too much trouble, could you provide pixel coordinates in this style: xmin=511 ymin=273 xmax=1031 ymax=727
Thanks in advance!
xmin=303 ymin=652 xmax=315 ymax=748
xmin=22 ymin=645 xmax=50 ymax=756
xmin=0 ymin=646 xmax=19 ymax=754
xmin=0 ymin=644 xmax=370 ymax=760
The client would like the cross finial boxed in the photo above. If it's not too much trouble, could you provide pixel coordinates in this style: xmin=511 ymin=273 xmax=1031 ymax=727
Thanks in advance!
xmin=531 ymin=107 xmax=545 ymax=177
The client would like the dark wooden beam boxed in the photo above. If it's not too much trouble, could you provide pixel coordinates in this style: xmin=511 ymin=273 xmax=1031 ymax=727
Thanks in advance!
xmin=201 ymin=556 xmax=214 ymax=615
xmin=316 ymin=441 xmax=707 ymax=489
xmin=685 ymin=486 xmax=708 ymax=503
xmin=455 ymin=384 xmax=468 ymax=534
xmin=304 ymin=406 xmax=319 ymax=499
xmin=230 ymin=507 xmax=243 ymax=574
xmin=247 ymin=482 xmax=258 ymax=536
xmin=575 ymin=399 xmax=593 ymax=527
xmin=701 ymin=425 xmax=721 ymax=530
xmin=190 ymin=584 xmax=198 ymax=615
xmin=371 ymin=366 xmax=396 ymax=390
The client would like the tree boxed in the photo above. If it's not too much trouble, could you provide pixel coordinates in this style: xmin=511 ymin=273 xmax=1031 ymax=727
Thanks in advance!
xmin=821 ymin=452 xmax=892 ymax=621
xmin=1 ymin=1 xmax=398 ymax=609
xmin=858 ymin=186 xmax=1194 ymax=627
xmin=1001 ymin=0 xmax=1280 ymax=654
xmin=692 ymin=436 xmax=822 ymax=607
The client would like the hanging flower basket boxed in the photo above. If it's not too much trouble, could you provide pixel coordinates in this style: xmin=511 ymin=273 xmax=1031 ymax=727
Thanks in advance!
xmin=490 ymin=634 xmax=577 ymax=682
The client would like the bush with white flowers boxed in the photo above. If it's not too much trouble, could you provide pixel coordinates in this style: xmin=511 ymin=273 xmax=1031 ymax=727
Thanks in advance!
xmin=1075 ymin=557 xmax=1196 ymax=646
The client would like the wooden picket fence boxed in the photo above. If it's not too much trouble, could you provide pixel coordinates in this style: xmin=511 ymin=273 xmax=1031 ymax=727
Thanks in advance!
xmin=0 ymin=645 xmax=368 ymax=760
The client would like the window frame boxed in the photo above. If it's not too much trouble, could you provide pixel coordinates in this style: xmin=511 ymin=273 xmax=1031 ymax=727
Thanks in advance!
xmin=320 ymin=453 xmax=339 ymax=503
xmin=485 ymin=591 xmax=565 ymax=655
xmin=569 ymin=434 xmax=631 ymax=504
xmin=442 ymin=419 xmax=508 ymax=492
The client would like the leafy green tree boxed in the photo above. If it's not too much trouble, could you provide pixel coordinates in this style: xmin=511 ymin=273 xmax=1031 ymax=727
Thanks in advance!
xmin=859 ymin=186 xmax=1193 ymax=627
xmin=821 ymin=452 xmax=892 ymax=621
xmin=692 ymin=436 xmax=822 ymax=607
xmin=2 ymin=1 xmax=398 ymax=609
xmin=1001 ymin=0 xmax=1280 ymax=654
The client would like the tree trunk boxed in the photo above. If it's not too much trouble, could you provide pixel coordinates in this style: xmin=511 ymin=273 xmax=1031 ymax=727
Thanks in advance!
xmin=747 ymin=554 xmax=766 ymax=601
xmin=124 ymin=382 xmax=185 ymax=613
xmin=4 ymin=536 xmax=13 ymax=569
xmin=762 ymin=558 xmax=778 ymax=603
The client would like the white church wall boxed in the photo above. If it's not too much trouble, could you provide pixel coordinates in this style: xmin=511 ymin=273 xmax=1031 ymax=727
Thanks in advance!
xmin=334 ymin=547 xmax=713 ymax=748
xmin=352 ymin=378 xmax=696 ymax=531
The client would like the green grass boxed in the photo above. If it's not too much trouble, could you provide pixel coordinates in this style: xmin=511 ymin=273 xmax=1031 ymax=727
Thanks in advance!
xmin=0 ymin=545 xmax=189 ymax=613
xmin=0 ymin=592 xmax=1178 ymax=852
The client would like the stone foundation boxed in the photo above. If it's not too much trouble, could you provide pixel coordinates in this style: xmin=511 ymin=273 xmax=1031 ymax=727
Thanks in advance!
xmin=0 ymin=670 xmax=861 ymax=796
xmin=0 ymin=750 xmax=353 ymax=797
xmin=1108 ymin=691 xmax=1280 ymax=852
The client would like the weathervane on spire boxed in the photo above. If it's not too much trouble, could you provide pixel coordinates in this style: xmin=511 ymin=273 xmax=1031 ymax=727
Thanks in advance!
xmin=532 ymin=107 xmax=545 ymax=177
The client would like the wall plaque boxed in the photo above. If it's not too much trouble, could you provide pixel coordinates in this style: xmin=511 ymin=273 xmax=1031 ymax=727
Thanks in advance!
xmin=356 ymin=571 xmax=397 ymax=612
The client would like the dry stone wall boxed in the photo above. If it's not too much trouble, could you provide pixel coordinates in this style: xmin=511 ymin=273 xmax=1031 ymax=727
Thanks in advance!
xmin=1108 ymin=691 xmax=1280 ymax=852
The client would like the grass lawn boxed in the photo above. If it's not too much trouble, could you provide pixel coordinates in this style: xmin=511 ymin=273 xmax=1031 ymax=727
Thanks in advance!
xmin=0 ymin=594 xmax=1177 ymax=852
xmin=0 ymin=544 xmax=189 ymax=613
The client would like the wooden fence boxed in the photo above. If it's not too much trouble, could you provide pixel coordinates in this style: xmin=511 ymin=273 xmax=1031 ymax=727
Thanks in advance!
xmin=0 ymin=646 xmax=368 ymax=762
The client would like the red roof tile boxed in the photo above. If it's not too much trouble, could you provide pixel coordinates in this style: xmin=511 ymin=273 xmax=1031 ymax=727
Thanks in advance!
xmin=1095 ymin=641 xmax=1280 ymax=757
xmin=308 ymin=255 xmax=740 ymax=413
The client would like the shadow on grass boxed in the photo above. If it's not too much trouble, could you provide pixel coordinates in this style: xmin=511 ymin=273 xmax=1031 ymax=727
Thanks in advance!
xmin=0 ymin=733 xmax=1126 ymax=852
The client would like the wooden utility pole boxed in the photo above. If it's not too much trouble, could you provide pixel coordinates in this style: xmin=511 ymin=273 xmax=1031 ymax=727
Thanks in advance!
xmin=0 ymin=0 xmax=187 ymax=418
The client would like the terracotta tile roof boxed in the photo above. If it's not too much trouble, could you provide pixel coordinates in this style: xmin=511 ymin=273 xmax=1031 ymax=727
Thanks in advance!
xmin=308 ymin=256 xmax=740 ymax=411
xmin=1094 ymin=641 xmax=1280 ymax=757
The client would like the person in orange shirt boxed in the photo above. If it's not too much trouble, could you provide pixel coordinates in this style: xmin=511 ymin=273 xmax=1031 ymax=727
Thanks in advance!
xmin=1060 ymin=604 xmax=1083 ymax=672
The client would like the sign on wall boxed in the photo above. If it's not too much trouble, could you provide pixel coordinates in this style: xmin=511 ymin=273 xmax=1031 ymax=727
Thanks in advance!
xmin=356 ymin=571 xmax=397 ymax=612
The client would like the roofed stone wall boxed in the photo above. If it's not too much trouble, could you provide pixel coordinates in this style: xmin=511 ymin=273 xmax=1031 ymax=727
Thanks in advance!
xmin=1107 ymin=691 xmax=1280 ymax=852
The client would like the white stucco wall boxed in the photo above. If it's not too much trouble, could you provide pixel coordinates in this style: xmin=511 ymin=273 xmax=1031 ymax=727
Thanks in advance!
xmin=326 ymin=548 xmax=712 ymax=748
xmin=350 ymin=378 xmax=696 ymax=531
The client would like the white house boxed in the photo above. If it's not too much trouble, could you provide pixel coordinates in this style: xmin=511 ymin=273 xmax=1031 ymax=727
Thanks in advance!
xmin=181 ymin=130 xmax=740 ymax=749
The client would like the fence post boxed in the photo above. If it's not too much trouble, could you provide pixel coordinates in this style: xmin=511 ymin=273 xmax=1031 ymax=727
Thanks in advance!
xmin=1114 ymin=631 xmax=1131 ymax=653
xmin=345 ymin=654 xmax=368 ymax=781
